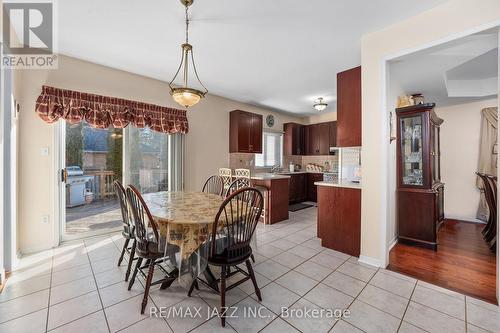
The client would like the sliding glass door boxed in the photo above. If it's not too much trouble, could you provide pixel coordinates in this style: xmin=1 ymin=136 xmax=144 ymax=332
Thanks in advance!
xmin=63 ymin=122 xmax=123 ymax=238
xmin=123 ymin=126 xmax=169 ymax=193
xmin=59 ymin=123 xmax=183 ymax=241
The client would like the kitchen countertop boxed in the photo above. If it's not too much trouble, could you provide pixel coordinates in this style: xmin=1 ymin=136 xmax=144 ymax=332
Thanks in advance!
xmin=277 ymin=171 xmax=336 ymax=175
xmin=315 ymin=180 xmax=362 ymax=190
xmin=251 ymin=173 xmax=291 ymax=180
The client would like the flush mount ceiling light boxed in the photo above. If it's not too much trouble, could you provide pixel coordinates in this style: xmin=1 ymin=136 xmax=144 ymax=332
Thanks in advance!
xmin=313 ymin=97 xmax=328 ymax=111
xmin=169 ymin=0 xmax=208 ymax=108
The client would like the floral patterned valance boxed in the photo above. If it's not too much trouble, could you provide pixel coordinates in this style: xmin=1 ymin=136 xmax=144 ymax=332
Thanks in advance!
xmin=35 ymin=85 xmax=189 ymax=134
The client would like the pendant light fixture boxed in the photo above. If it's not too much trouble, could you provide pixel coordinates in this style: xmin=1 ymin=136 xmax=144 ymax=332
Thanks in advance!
xmin=169 ymin=0 xmax=208 ymax=108
xmin=313 ymin=97 xmax=328 ymax=111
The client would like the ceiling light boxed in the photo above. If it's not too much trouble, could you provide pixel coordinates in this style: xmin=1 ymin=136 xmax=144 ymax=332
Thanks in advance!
xmin=313 ymin=97 xmax=328 ymax=111
xmin=169 ymin=0 xmax=208 ymax=108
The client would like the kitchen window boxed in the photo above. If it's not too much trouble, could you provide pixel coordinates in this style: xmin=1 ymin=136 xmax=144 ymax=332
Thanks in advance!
xmin=255 ymin=131 xmax=283 ymax=168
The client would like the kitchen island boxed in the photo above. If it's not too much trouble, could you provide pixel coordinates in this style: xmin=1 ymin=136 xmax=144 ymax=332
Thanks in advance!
xmin=251 ymin=173 xmax=290 ymax=224
xmin=315 ymin=181 xmax=361 ymax=256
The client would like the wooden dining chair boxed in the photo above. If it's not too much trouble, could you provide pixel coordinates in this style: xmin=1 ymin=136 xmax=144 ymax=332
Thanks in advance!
xmin=477 ymin=173 xmax=497 ymax=250
xmin=114 ymin=180 xmax=137 ymax=282
xmin=219 ymin=168 xmax=233 ymax=190
xmin=225 ymin=178 xmax=257 ymax=263
xmin=188 ymin=187 xmax=264 ymax=327
xmin=126 ymin=185 xmax=179 ymax=314
xmin=202 ymin=175 xmax=225 ymax=196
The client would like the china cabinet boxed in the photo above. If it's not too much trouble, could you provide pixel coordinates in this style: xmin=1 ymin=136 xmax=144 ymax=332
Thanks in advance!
xmin=396 ymin=103 xmax=444 ymax=250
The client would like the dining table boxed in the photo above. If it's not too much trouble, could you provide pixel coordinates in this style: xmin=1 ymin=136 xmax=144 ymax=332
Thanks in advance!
xmin=142 ymin=191 xmax=258 ymax=290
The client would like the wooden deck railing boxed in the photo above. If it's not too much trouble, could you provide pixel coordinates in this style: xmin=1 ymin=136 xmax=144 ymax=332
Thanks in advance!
xmin=85 ymin=170 xmax=116 ymax=200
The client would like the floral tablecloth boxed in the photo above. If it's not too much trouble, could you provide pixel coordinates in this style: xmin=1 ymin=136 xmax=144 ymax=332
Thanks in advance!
xmin=143 ymin=191 xmax=257 ymax=288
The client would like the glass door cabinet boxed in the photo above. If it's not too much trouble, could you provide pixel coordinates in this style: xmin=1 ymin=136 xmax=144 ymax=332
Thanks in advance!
xmin=396 ymin=103 xmax=444 ymax=250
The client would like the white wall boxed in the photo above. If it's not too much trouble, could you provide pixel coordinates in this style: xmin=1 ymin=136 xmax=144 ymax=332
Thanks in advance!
xmin=360 ymin=0 xmax=500 ymax=268
xmin=15 ymin=55 xmax=302 ymax=254
xmin=435 ymin=99 xmax=497 ymax=222
xmin=301 ymin=111 xmax=337 ymax=125
xmin=386 ymin=69 xmax=406 ymax=248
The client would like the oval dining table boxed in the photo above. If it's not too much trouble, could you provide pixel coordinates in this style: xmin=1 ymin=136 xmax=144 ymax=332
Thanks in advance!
xmin=142 ymin=191 xmax=226 ymax=290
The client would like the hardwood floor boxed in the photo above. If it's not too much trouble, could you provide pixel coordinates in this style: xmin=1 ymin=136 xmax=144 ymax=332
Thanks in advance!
xmin=389 ymin=219 xmax=497 ymax=304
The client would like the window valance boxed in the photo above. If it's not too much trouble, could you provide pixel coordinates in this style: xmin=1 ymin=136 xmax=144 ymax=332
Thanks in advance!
xmin=35 ymin=85 xmax=189 ymax=134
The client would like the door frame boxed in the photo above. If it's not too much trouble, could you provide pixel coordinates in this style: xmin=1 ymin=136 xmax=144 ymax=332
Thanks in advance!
xmin=380 ymin=21 xmax=500 ymax=301
xmin=55 ymin=122 xmax=122 ymax=243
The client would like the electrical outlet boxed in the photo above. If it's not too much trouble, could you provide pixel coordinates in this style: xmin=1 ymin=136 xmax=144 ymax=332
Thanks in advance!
xmin=41 ymin=215 xmax=49 ymax=224
xmin=40 ymin=147 xmax=49 ymax=156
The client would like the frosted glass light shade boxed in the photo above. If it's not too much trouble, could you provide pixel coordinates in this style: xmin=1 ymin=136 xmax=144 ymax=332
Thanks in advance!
xmin=171 ymin=88 xmax=204 ymax=108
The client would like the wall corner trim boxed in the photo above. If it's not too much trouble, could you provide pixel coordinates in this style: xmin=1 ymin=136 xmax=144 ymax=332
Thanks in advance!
xmin=358 ymin=255 xmax=385 ymax=268
xmin=388 ymin=237 xmax=398 ymax=252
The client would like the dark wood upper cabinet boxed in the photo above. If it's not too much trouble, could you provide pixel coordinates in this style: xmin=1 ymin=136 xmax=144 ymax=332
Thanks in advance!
xmin=303 ymin=121 xmax=335 ymax=155
xmin=318 ymin=122 xmax=330 ymax=155
xmin=329 ymin=121 xmax=337 ymax=147
xmin=283 ymin=122 xmax=305 ymax=156
xmin=337 ymin=66 xmax=361 ymax=147
xmin=229 ymin=110 xmax=263 ymax=153
xmin=305 ymin=124 xmax=319 ymax=155
xmin=284 ymin=121 xmax=336 ymax=156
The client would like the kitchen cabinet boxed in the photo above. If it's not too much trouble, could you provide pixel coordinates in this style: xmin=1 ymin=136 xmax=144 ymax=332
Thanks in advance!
xmin=318 ymin=122 xmax=330 ymax=155
xmin=329 ymin=122 xmax=337 ymax=147
xmin=396 ymin=103 xmax=444 ymax=250
xmin=252 ymin=177 xmax=289 ymax=224
xmin=317 ymin=185 xmax=361 ymax=256
xmin=304 ymin=122 xmax=334 ymax=155
xmin=283 ymin=122 xmax=305 ymax=155
xmin=307 ymin=173 xmax=323 ymax=202
xmin=337 ymin=66 xmax=361 ymax=147
xmin=229 ymin=110 xmax=263 ymax=153
xmin=285 ymin=121 xmax=336 ymax=156
xmin=305 ymin=124 xmax=318 ymax=155
xmin=288 ymin=173 xmax=307 ymax=203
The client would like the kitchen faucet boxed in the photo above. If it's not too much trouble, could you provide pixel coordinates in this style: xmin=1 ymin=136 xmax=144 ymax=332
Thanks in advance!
xmin=271 ymin=165 xmax=281 ymax=173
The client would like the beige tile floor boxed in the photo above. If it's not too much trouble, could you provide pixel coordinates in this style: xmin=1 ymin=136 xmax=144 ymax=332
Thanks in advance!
xmin=1 ymin=206 xmax=499 ymax=333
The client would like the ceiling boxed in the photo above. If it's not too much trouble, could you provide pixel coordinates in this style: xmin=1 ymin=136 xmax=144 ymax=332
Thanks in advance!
xmin=390 ymin=29 xmax=498 ymax=107
xmin=50 ymin=0 xmax=446 ymax=115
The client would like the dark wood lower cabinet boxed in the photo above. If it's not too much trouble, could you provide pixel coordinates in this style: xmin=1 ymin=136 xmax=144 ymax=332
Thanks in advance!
xmin=317 ymin=185 xmax=361 ymax=257
xmin=397 ymin=183 xmax=444 ymax=250
xmin=289 ymin=173 xmax=306 ymax=203
xmin=252 ymin=178 xmax=289 ymax=224
xmin=307 ymin=173 xmax=323 ymax=202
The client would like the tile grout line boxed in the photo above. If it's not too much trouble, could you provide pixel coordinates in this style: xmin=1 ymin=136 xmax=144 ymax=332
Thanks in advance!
xmin=465 ymin=296 xmax=468 ymax=333
xmin=264 ymin=252 xmax=354 ymax=333
xmin=45 ymin=250 xmax=54 ymax=333
xmin=395 ymin=276 xmax=420 ymax=333
xmin=339 ymin=266 xmax=381 ymax=333
xmin=83 ymin=241 xmax=112 ymax=333
xmin=6 ymin=207 xmax=496 ymax=333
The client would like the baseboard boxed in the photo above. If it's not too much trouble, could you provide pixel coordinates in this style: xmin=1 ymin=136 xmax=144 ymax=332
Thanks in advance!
xmin=444 ymin=214 xmax=485 ymax=224
xmin=19 ymin=244 xmax=54 ymax=256
xmin=358 ymin=255 xmax=384 ymax=268
xmin=388 ymin=237 xmax=398 ymax=251
xmin=0 ymin=267 xmax=5 ymax=286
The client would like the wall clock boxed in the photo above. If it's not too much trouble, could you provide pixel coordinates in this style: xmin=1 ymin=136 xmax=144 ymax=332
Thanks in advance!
xmin=266 ymin=114 xmax=275 ymax=128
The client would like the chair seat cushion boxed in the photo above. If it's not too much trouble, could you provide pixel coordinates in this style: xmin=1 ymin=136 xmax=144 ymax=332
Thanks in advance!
xmin=208 ymin=245 xmax=252 ymax=266
xmin=141 ymin=234 xmax=179 ymax=258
